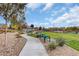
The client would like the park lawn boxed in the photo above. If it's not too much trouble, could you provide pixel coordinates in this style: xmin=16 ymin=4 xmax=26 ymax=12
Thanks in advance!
xmin=42 ymin=32 xmax=79 ymax=51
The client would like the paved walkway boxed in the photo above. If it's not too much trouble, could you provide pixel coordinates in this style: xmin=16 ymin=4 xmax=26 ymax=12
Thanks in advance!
xmin=19 ymin=34 xmax=48 ymax=56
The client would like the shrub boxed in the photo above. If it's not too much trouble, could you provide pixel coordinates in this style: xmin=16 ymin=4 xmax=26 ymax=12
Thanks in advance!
xmin=36 ymin=34 xmax=41 ymax=38
xmin=18 ymin=31 xmax=24 ymax=34
xmin=56 ymin=38 xmax=65 ymax=47
xmin=16 ymin=34 xmax=22 ymax=38
xmin=7 ymin=30 xmax=15 ymax=32
xmin=31 ymin=34 xmax=36 ymax=37
xmin=47 ymin=42 xmax=57 ymax=51
xmin=0 ymin=30 xmax=4 ymax=34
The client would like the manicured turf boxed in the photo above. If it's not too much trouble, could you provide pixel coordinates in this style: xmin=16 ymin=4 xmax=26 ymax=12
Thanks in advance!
xmin=42 ymin=32 xmax=79 ymax=51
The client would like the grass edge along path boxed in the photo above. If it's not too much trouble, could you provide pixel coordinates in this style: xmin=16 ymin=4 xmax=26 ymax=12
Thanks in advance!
xmin=42 ymin=32 xmax=79 ymax=51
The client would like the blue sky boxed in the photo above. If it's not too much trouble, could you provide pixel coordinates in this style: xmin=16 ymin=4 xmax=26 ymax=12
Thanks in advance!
xmin=26 ymin=3 xmax=79 ymax=27
xmin=0 ymin=16 xmax=5 ymax=24
xmin=0 ymin=3 xmax=79 ymax=28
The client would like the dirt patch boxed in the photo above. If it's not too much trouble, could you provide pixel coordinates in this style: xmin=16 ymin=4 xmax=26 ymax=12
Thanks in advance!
xmin=0 ymin=32 xmax=26 ymax=56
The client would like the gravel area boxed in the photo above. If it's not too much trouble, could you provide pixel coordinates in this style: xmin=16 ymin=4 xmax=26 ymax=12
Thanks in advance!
xmin=48 ymin=45 xmax=79 ymax=56
xmin=39 ymin=38 xmax=79 ymax=56
xmin=0 ymin=32 xmax=26 ymax=56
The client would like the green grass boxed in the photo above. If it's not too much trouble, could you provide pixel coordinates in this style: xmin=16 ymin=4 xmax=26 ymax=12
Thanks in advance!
xmin=42 ymin=32 xmax=79 ymax=51
xmin=66 ymin=40 xmax=79 ymax=51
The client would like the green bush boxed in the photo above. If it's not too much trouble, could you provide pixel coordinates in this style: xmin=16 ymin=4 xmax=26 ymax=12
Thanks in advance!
xmin=31 ymin=34 xmax=37 ymax=37
xmin=56 ymin=38 xmax=65 ymax=47
xmin=18 ymin=30 xmax=24 ymax=34
xmin=7 ymin=30 xmax=15 ymax=32
xmin=16 ymin=34 xmax=22 ymax=38
xmin=27 ymin=32 xmax=37 ymax=38
xmin=47 ymin=42 xmax=57 ymax=51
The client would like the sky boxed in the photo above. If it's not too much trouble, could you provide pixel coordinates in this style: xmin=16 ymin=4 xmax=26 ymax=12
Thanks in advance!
xmin=0 ymin=3 xmax=79 ymax=28
xmin=26 ymin=3 xmax=79 ymax=28
xmin=0 ymin=16 xmax=5 ymax=24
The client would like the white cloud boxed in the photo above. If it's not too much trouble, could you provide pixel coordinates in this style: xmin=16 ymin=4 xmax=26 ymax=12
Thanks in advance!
xmin=46 ymin=6 xmax=79 ymax=27
xmin=26 ymin=3 xmax=54 ymax=12
xmin=51 ymin=7 xmax=66 ymax=17
xmin=42 ymin=3 xmax=54 ymax=11
xmin=26 ymin=3 xmax=41 ymax=11
xmin=27 ymin=4 xmax=79 ymax=27
xmin=69 ymin=6 xmax=79 ymax=15
xmin=30 ymin=22 xmax=50 ymax=28
xmin=52 ymin=13 xmax=70 ymax=24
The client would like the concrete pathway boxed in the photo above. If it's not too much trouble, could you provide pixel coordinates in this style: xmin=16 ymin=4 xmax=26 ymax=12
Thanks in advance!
xmin=19 ymin=34 xmax=48 ymax=56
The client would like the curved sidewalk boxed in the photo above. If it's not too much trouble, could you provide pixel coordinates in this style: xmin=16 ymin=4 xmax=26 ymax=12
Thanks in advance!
xmin=19 ymin=34 xmax=48 ymax=56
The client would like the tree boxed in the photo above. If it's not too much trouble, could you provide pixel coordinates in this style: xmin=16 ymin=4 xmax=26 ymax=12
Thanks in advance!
xmin=39 ymin=26 xmax=42 ymax=30
xmin=42 ymin=27 xmax=45 ymax=31
xmin=30 ymin=24 xmax=34 ymax=29
xmin=70 ymin=27 xmax=79 ymax=34
xmin=0 ymin=3 xmax=26 ymax=46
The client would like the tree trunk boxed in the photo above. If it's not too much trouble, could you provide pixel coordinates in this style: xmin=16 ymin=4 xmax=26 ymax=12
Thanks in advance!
xmin=5 ymin=19 xmax=7 ymax=47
